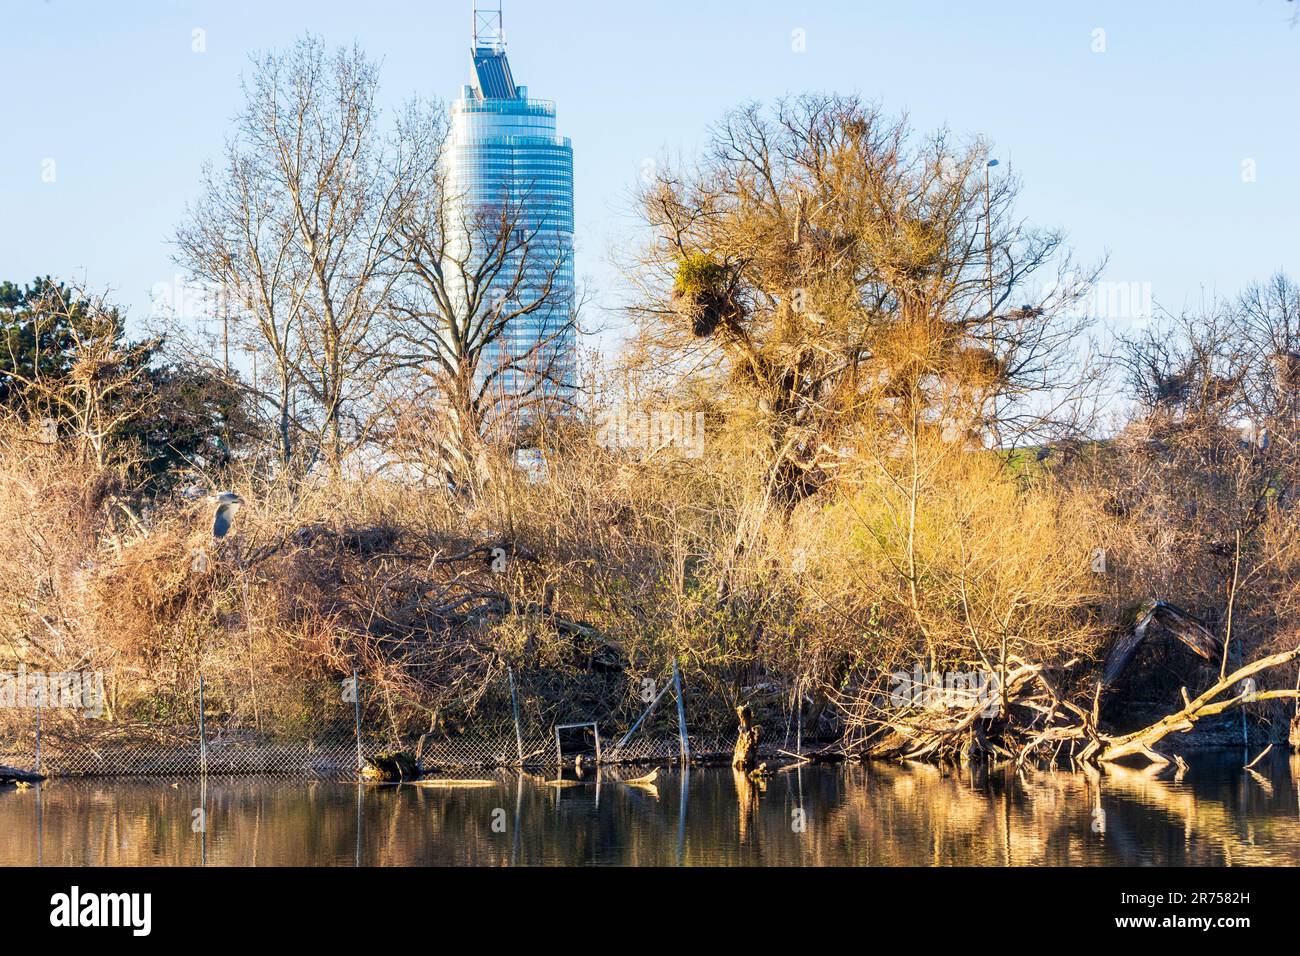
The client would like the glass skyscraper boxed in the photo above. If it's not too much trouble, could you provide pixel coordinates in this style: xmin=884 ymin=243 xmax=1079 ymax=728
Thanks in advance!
xmin=447 ymin=6 xmax=576 ymax=403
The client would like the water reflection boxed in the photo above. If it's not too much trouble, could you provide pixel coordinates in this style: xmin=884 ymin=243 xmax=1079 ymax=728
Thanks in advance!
xmin=1 ymin=755 xmax=1297 ymax=866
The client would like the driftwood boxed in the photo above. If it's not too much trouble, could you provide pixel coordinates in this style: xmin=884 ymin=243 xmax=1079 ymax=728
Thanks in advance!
xmin=410 ymin=779 xmax=498 ymax=789
xmin=1245 ymin=744 xmax=1273 ymax=770
xmin=732 ymin=705 xmax=762 ymax=771
xmin=999 ymin=644 xmax=1300 ymax=766
xmin=777 ymin=745 xmax=845 ymax=764
xmin=1290 ymin=711 xmax=1300 ymax=752
xmin=860 ymin=660 xmax=1046 ymax=762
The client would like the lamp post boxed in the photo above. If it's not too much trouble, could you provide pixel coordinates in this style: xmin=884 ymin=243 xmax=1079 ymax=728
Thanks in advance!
xmin=984 ymin=158 xmax=999 ymax=340
xmin=984 ymin=158 xmax=1000 ymax=449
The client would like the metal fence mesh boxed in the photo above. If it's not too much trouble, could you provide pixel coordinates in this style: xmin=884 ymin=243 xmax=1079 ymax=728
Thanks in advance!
xmin=0 ymin=672 xmax=755 ymax=778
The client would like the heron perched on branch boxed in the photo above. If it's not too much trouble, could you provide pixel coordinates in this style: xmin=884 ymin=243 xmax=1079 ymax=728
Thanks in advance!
xmin=208 ymin=492 xmax=245 ymax=539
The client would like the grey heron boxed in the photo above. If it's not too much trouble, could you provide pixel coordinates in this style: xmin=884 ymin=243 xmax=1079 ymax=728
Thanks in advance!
xmin=208 ymin=492 xmax=245 ymax=539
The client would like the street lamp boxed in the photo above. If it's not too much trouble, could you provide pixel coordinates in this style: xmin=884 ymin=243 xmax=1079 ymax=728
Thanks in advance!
xmin=984 ymin=159 xmax=1001 ymax=448
xmin=985 ymin=159 xmax=999 ymax=332
xmin=983 ymin=158 xmax=1002 ymax=360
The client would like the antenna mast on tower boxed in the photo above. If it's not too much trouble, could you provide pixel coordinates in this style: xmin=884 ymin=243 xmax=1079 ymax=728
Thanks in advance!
xmin=473 ymin=1 xmax=505 ymax=51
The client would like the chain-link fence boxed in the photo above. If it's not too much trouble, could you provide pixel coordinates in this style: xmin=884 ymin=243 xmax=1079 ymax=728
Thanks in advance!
xmin=0 ymin=667 xmax=774 ymax=778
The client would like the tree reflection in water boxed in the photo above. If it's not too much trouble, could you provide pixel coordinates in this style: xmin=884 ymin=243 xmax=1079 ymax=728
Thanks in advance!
xmin=1 ymin=756 xmax=1297 ymax=866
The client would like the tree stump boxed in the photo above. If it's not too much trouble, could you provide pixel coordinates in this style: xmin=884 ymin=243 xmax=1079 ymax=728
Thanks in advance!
xmin=732 ymin=705 xmax=762 ymax=771
xmin=361 ymin=750 xmax=419 ymax=782
xmin=1289 ymin=711 xmax=1300 ymax=753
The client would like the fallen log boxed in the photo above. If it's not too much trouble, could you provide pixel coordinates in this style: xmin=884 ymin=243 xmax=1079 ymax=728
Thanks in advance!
xmin=410 ymin=779 xmax=498 ymax=789
xmin=1093 ymin=644 xmax=1300 ymax=764
xmin=1013 ymin=645 xmax=1300 ymax=766
xmin=0 ymin=765 xmax=44 ymax=786
xmin=847 ymin=646 xmax=1300 ymax=769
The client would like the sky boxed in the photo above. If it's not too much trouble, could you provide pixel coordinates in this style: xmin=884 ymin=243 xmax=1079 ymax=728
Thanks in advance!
xmin=1 ymin=0 xmax=1297 ymax=355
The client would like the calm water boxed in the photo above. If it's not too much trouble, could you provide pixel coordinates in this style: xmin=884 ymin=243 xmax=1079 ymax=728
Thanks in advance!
xmin=2 ymin=754 xmax=1298 ymax=866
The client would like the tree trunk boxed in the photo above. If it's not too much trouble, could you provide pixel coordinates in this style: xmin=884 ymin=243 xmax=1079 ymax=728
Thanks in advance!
xmin=731 ymin=704 xmax=762 ymax=771
xmin=440 ymin=380 xmax=490 ymax=499
xmin=278 ymin=369 xmax=293 ymax=467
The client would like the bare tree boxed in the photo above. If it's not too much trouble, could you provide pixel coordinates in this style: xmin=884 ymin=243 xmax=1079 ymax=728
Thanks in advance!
xmin=175 ymin=137 xmax=307 ymax=467
xmin=1101 ymin=281 xmax=1300 ymax=728
xmin=177 ymin=35 xmax=429 ymax=473
xmin=385 ymin=103 xmax=577 ymax=494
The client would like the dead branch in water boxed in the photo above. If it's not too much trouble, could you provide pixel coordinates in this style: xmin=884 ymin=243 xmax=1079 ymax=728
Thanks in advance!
xmin=851 ymin=646 xmax=1300 ymax=768
xmin=1085 ymin=644 xmax=1300 ymax=765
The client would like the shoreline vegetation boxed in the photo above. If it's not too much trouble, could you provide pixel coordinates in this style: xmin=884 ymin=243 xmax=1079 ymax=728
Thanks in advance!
xmin=3 ymin=38 xmax=1300 ymax=777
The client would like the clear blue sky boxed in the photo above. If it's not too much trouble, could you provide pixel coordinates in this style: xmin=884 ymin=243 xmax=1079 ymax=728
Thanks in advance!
xmin=2 ymin=0 xmax=1297 ymax=350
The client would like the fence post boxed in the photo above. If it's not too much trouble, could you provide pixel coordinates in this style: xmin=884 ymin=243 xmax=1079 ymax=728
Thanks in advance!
xmin=795 ymin=674 xmax=803 ymax=759
xmin=198 ymin=673 xmax=208 ymax=776
xmin=34 ymin=696 xmax=42 ymax=775
xmin=353 ymin=670 xmax=363 ymax=773
xmin=508 ymin=666 xmax=523 ymax=767
xmin=1237 ymin=642 xmax=1248 ymax=756
xmin=672 ymin=658 xmax=690 ymax=766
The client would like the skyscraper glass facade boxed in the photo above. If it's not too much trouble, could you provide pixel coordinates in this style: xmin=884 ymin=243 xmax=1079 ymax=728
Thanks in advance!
xmin=447 ymin=36 xmax=575 ymax=401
